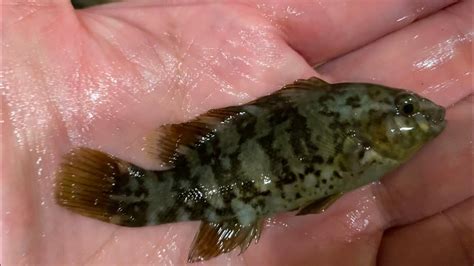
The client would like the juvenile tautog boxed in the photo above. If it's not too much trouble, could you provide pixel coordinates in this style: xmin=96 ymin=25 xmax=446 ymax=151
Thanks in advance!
xmin=56 ymin=77 xmax=446 ymax=262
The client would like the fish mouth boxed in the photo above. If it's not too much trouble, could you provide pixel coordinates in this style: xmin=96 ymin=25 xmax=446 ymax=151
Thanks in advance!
xmin=431 ymin=119 xmax=446 ymax=136
xmin=429 ymin=107 xmax=446 ymax=136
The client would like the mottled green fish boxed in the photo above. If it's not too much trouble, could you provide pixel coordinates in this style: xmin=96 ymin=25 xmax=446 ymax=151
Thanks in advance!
xmin=56 ymin=77 xmax=446 ymax=262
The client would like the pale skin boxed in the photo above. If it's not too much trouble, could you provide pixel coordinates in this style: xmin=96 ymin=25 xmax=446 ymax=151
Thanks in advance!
xmin=2 ymin=0 xmax=473 ymax=265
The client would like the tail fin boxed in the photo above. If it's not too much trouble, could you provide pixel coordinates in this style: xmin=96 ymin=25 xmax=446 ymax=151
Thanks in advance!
xmin=55 ymin=148 xmax=153 ymax=227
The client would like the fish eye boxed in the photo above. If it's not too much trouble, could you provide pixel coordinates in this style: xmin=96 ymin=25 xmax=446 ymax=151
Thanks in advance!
xmin=402 ymin=103 xmax=414 ymax=114
xmin=396 ymin=93 xmax=419 ymax=116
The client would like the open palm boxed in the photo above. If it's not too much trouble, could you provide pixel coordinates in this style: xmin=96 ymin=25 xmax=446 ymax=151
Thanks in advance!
xmin=3 ymin=0 xmax=473 ymax=265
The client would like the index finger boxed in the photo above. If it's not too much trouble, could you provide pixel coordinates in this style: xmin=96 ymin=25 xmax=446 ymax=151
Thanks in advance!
xmin=254 ymin=0 xmax=459 ymax=64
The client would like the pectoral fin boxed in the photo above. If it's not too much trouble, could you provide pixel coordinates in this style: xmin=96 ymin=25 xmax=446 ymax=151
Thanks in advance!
xmin=188 ymin=219 xmax=263 ymax=262
xmin=296 ymin=192 xmax=344 ymax=216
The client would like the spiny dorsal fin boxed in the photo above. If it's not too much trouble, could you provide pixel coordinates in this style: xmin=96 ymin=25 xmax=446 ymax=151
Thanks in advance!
xmin=188 ymin=219 xmax=263 ymax=263
xmin=247 ymin=77 xmax=330 ymax=105
xmin=284 ymin=77 xmax=330 ymax=90
xmin=145 ymin=106 xmax=244 ymax=167
xmin=146 ymin=77 xmax=330 ymax=166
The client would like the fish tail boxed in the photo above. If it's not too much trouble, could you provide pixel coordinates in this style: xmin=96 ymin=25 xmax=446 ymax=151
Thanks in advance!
xmin=55 ymin=147 xmax=159 ymax=227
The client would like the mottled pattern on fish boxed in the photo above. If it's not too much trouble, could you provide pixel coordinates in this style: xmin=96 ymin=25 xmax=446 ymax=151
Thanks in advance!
xmin=56 ymin=78 xmax=446 ymax=262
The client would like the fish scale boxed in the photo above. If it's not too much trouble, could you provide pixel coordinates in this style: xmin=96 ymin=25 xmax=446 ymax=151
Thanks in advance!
xmin=55 ymin=77 xmax=446 ymax=262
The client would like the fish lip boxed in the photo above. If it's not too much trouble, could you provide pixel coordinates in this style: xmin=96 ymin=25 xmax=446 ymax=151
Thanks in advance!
xmin=427 ymin=104 xmax=446 ymax=135
xmin=432 ymin=119 xmax=447 ymax=136
xmin=435 ymin=107 xmax=446 ymax=123
xmin=430 ymin=108 xmax=446 ymax=136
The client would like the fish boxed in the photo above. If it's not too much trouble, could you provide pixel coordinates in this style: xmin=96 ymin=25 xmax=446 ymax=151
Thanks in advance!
xmin=55 ymin=77 xmax=446 ymax=262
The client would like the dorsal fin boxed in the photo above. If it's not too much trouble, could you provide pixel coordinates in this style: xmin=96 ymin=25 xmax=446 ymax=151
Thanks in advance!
xmin=146 ymin=77 xmax=330 ymax=167
xmin=277 ymin=77 xmax=330 ymax=94
xmin=247 ymin=77 xmax=330 ymax=105
xmin=145 ymin=106 xmax=244 ymax=167
xmin=284 ymin=77 xmax=329 ymax=90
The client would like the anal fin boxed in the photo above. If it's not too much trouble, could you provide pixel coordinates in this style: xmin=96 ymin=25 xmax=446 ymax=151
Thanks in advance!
xmin=296 ymin=192 xmax=344 ymax=216
xmin=188 ymin=219 xmax=263 ymax=263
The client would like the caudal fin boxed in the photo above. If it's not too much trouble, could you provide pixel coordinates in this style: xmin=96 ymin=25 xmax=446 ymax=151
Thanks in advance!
xmin=55 ymin=148 xmax=152 ymax=227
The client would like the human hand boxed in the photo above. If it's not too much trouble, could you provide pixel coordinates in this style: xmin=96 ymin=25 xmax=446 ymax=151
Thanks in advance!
xmin=3 ymin=0 xmax=472 ymax=265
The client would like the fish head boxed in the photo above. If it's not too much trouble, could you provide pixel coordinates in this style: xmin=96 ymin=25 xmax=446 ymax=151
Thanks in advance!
xmin=358 ymin=87 xmax=446 ymax=162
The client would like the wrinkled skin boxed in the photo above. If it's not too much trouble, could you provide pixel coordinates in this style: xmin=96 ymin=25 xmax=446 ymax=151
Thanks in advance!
xmin=2 ymin=0 xmax=473 ymax=265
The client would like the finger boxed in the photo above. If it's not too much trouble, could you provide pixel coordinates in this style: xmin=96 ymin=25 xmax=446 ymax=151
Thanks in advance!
xmin=375 ymin=95 xmax=473 ymax=226
xmin=317 ymin=0 xmax=473 ymax=107
xmin=377 ymin=197 xmax=474 ymax=265
xmin=253 ymin=0 xmax=459 ymax=65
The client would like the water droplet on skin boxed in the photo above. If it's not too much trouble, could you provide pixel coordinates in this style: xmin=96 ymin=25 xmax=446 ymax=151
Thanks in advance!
xmin=264 ymin=217 xmax=289 ymax=228
xmin=413 ymin=33 xmax=473 ymax=71
xmin=343 ymin=191 xmax=378 ymax=240
xmin=416 ymin=6 xmax=426 ymax=14
xmin=363 ymin=219 xmax=369 ymax=227
xmin=395 ymin=15 xmax=411 ymax=23
xmin=285 ymin=5 xmax=303 ymax=17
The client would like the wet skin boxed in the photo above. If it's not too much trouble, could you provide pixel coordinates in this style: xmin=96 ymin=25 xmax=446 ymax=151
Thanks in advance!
xmin=2 ymin=0 xmax=473 ymax=265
